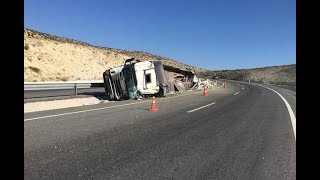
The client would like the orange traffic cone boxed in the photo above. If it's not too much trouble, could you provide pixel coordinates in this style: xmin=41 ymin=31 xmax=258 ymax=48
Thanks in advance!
xmin=202 ymin=86 xmax=208 ymax=96
xmin=149 ymin=96 xmax=159 ymax=111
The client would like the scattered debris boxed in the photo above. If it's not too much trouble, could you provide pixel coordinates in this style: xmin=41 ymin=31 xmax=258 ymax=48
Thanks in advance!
xmin=99 ymin=100 xmax=110 ymax=104
xmin=83 ymin=102 xmax=100 ymax=106
xmin=174 ymin=81 xmax=186 ymax=92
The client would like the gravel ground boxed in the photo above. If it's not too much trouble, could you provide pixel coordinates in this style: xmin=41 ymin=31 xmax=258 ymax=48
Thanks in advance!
xmin=24 ymin=97 xmax=110 ymax=113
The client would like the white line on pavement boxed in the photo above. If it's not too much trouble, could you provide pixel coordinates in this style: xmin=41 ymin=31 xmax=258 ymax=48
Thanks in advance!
xmin=234 ymin=92 xmax=240 ymax=95
xmin=187 ymin=102 xmax=216 ymax=113
xmin=255 ymin=84 xmax=296 ymax=140
xmin=24 ymin=100 xmax=149 ymax=121
xmin=24 ymin=91 xmax=207 ymax=121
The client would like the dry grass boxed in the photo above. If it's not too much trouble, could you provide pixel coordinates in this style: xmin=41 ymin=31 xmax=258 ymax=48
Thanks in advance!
xmin=27 ymin=66 xmax=41 ymax=73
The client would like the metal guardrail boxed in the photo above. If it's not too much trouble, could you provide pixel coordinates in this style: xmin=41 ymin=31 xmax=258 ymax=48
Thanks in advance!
xmin=24 ymin=83 xmax=104 ymax=97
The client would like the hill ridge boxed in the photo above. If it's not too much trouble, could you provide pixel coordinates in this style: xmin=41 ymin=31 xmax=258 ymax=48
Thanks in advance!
xmin=24 ymin=28 xmax=206 ymax=72
xmin=24 ymin=28 xmax=295 ymax=85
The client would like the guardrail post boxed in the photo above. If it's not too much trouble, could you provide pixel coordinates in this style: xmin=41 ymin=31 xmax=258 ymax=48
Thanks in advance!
xmin=74 ymin=84 xmax=78 ymax=97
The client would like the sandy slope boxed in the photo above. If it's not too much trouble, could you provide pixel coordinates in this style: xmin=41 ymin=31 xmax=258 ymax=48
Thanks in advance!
xmin=24 ymin=29 xmax=205 ymax=82
xmin=24 ymin=32 xmax=130 ymax=82
xmin=24 ymin=28 xmax=295 ymax=85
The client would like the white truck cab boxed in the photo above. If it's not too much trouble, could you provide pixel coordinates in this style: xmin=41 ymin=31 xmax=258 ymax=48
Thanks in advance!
xmin=103 ymin=58 xmax=168 ymax=100
xmin=134 ymin=61 xmax=159 ymax=95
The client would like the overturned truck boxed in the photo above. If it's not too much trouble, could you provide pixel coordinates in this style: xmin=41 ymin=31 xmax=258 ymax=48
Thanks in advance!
xmin=103 ymin=58 xmax=197 ymax=101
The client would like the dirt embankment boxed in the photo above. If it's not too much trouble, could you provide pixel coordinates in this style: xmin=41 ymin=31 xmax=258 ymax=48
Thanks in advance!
xmin=24 ymin=28 xmax=206 ymax=82
xmin=24 ymin=28 xmax=295 ymax=85
xmin=200 ymin=64 xmax=296 ymax=86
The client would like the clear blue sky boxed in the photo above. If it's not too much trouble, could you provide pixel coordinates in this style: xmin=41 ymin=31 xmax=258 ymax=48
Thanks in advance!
xmin=24 ymin=0 xmax=295 ymax=70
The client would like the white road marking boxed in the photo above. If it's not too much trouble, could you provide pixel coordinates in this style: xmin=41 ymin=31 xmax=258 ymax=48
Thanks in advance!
xmin=24 ymin=90 xmax=207 ymax=121
xmin=187 ymin=102 xmax=216 ymax=113
xmin=234 ymin=92 xmax=240 ymax=95
xmin=242 ymin=87 xmax=244 ymax=90
xmin=255 ymin=84 xmax=296 ymax=140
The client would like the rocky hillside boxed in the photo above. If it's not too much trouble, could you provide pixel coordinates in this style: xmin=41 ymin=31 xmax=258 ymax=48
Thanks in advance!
xmin=203 ymin=64 xmax=296 ymax=86
xmin=24 ymin=28 xmax=206 ymax=82
xmin=24 ymin=28 xmax=295 ymax=85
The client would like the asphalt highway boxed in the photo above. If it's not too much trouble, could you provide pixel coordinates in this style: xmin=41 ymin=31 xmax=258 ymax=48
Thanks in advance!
xmin=24 ymin=81 xmax=296 ymax=179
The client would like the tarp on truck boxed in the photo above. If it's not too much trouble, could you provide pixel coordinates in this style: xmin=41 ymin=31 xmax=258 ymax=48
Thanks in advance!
xmin=153 ymin=61 xmax=169 ymax=96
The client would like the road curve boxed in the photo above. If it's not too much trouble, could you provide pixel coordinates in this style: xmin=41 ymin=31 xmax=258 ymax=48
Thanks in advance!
xmin=24 ymin=81 xmax=296 ymax=179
